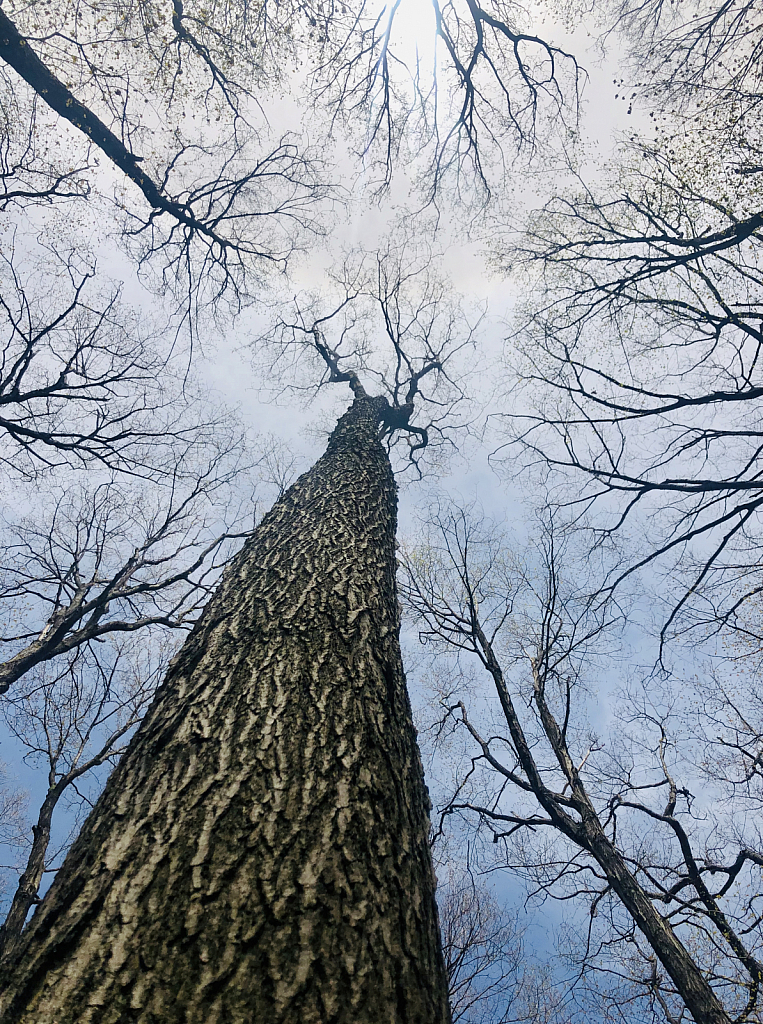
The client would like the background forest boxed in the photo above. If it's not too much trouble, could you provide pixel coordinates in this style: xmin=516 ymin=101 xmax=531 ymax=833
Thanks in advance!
xmin=1 ymin=0 xmax=763 ymax=1021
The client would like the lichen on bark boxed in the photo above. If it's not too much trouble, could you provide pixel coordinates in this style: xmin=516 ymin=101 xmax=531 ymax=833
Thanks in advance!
xmin=0 ymin=394 xmax=452 ymax=1024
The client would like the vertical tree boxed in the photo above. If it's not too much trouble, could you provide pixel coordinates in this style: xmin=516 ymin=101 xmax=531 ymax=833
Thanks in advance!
xmin=401 ymin=505 xmax=763 ymax=1024
xmin=0 ymin=391 xmax=448 ymax=1022
xmin=0 ymin=263 xmax=472 ymax=1019
xmin=0 ymin=638 xmax=164 ymax=961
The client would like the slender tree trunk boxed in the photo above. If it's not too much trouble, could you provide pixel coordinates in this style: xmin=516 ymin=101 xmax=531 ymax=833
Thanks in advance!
xmin=583 ymin=826 xmax=731 ymax=1024
xmin=0 ymin=785 xmax=61 ymax=962
xmin=479 ymin=635 xmax=732 ymax=1024
xmin=0 ymin=395 xmax=451 ymax=1024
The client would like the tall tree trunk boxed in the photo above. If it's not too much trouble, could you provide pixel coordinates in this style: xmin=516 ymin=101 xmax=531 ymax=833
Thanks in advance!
xmin=0 ymin=395 xmax=451 ymax=1024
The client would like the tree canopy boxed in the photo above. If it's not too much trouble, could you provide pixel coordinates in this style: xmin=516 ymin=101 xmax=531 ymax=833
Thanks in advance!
xmin=3 ymin=0 xmax=763 ymax=1021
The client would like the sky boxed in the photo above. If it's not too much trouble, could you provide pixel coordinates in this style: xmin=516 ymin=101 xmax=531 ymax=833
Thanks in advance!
xmin=0 ymin=0 xmax=677 ymax=1003
xmin=0 ymin=0 xmax=631 ymax=831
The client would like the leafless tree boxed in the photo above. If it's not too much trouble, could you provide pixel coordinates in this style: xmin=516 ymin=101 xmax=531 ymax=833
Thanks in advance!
xmin=0 ymin=0 xmax=580 ymax=313
xmin=495 ymin=16 xmax=763 ymax=648
xmin=0 ymin=0 xmax=335 ymax=311
xmin=0 ymin=766 xmax=29 ymax=958
xmin=0 ymin=296 xmax=472 ymax=1021
xmin=0 ymin=765 xmax=28 ymax=906
xmin=401 ymin=503 xmax=763 ymax=1024
xmin=0 ymin=430 xmax=254 ymax=697
xmin=310 ymin=0 xmax=581 ymax=198
xmin=0 ymin=243 xmax=235 ymax=478
xmin=0 ymin=216 xmax=270 ymax=697
xmin=260 ymin=242 xmax=483 ymax=475
xmin=437 ymin=862 xmax=529 ymax=1023
xmin=256 ymin=434 xmax=304 ymax=502
xmin=605 ymin=0 xmax=763 ymax=122
xmin=0 ymin=68 xmax=91 ymax=210
xmin=0 ymin=636 xmax=168 ymax=960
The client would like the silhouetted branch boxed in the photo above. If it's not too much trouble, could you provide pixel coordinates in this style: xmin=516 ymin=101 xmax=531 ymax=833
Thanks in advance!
xmin=259 ymin=243 xmax=482 ymax=475
xmin=0 ymin=437 xmax=254 ymax=695
xmin=402 ymin=505 xmax=763 ymax=1023
xmin=0 ymin=639 xmax=165 ymax=960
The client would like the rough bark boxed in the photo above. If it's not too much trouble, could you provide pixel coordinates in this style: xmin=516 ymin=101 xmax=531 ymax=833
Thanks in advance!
xmin=0 ymin=394 xmax=451 ymax=1024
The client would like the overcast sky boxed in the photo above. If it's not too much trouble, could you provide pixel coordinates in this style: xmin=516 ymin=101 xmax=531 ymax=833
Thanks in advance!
xmin=0 ymin=3 xmax=663 ymax=982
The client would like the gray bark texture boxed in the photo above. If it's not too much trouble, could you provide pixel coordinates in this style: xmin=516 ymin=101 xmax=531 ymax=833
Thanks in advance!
xmin=0 ymin=395 xmax=452 ymax=1024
